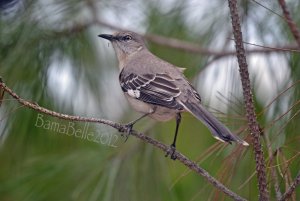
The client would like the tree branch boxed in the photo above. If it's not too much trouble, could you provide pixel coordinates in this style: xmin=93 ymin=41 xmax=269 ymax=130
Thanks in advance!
xmin=280 ymin=170 xmax=300 ymax=201
xmin=227 ymin=0 xmax=269 ymax=200
xmin=144 ymin=34 xmax=299 ymax=56
xmin=94 ymin=19 xmax=299 ymax=56
xmin=278 ymin=0 xmax=300 ymax=48
xmin=0 ymin=81 xmax=247 ymax=201
xmin=46 ymin=18 xmax=299 ymax=59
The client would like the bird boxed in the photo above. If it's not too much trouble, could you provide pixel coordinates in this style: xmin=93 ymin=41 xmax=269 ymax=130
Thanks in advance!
xmin=98 ymin=31 xmax=249 ymax=159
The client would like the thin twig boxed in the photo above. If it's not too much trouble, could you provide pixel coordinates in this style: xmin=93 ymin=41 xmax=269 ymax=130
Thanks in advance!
xmin=251 ymin=0 xmax=284 ymax=19
xmin=278 ymin=150 xmax=297 ymax=201
xmin=227 ymin=0 xmax=269 ymax=200
xmin=266 ymin=144 xmax=282 ymax=200
xmin=278 ymin=0 xmax=300 ymax=48
xmin=0 ymin=81 xmax=247 ymax=201
xmin=280 ymin=170 xmax=300 ymax=201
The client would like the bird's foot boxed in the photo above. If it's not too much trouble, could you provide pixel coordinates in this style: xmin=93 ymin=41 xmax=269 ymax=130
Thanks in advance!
xmin=119 ymin=123 xmax=134 ymax=142
xmin=165 ymin=144 xmax=177 ymax=160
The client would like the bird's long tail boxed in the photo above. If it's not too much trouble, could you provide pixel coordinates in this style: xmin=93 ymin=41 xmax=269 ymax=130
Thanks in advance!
xmin=182 ymin=100 xmax=249 ymax=146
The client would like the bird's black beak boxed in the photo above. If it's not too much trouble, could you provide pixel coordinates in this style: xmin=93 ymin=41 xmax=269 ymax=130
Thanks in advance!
xmin=98 ymin=34 xmax=115 ymax=41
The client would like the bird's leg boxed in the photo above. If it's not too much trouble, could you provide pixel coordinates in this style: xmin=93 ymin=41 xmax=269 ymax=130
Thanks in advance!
xmin=166 ymin=113 xmax=181 ymax=160
xmin=123 ymin=113 xmax=150 ymax=134
xmin=121 ymin=108 xmax=156 ymax=141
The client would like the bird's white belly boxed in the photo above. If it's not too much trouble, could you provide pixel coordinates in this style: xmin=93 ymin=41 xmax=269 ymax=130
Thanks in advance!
xmin=125 ymin=94 xmax=178 ymax=122
xmin=149 ymin=106 xmax=177 ymax=122
xmin=126 ymin=95 xmax=153 ymax=113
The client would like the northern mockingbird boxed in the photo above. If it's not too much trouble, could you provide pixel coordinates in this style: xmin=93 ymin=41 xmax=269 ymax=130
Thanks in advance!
xmin=98 ymin=31 xmax=248 ymax=159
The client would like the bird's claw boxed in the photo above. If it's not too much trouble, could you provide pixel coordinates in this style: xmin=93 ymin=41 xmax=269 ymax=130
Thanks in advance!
xmin=165 ymin=144 xmax=177 ymax=160
xmin=119 ymin=123 xmax=134 ymax=142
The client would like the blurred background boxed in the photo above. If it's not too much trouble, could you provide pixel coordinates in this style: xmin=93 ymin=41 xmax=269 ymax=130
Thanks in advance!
xmin=0 ymin=0 xmax=300 ymax=200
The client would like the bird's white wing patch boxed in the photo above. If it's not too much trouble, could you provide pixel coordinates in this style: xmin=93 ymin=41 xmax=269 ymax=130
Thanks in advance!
xmin=127 ymin=89 xmax=140 ymax=98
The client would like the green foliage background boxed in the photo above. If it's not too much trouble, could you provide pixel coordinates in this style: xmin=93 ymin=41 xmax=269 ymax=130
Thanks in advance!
xmin=0 ymin=0 xmax=299 ymax=200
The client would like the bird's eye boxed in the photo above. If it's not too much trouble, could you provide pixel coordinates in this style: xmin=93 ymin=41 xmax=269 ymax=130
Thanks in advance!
xmin=123 ymin=35 xmax=132 ymax=41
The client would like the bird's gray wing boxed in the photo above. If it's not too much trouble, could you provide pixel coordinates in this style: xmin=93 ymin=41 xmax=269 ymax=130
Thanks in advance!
xmin=119 ymin=71 xmax=184 ymax=110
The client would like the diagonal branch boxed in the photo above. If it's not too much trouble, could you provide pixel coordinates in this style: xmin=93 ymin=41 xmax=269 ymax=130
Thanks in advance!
xmin=280 ymin=170 xmax=300 ymax=201
xmin=0 ymin=81 xmax=247 ymax=201
xmin=278 ymin=0 xmax=300 ymax=48
xmin=227 ymin=0 xmax=269 ymax=200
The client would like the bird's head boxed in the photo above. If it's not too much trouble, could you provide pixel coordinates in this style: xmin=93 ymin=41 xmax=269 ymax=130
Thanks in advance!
xmin=98 ymin=31 xmax=146 ymax=60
